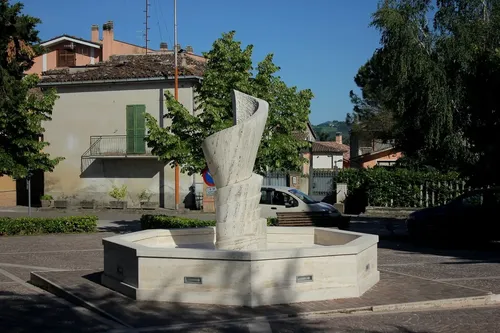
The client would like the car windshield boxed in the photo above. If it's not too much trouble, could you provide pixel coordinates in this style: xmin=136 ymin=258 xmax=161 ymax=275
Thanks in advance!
xmin=288 ymin=189 xmax=317 ymax=204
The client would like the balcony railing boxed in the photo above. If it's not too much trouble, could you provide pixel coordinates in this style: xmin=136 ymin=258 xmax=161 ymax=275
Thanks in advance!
xmin=82 ymin=135 xmax=154 ymax=158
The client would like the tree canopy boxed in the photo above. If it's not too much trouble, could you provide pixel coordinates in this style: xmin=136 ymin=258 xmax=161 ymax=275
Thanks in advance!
xmin=348 ymin=0 xmax=500 ymax=185
xmin=0 ymin=1 xmax=62 ymax=178
xmin=145 ymin=31 xmax=313 ymax=176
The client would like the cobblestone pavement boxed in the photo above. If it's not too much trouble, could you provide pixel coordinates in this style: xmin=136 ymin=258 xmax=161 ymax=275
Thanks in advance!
xmin=105 ymin=306 xmax=500 ymax=332
xmin=0 ymin=268 xmax=117 ymax=333
xmin=267 ymin=305 xmax=500 ymax=333
xmin=1 ymin=216 xmax=500 ymax=332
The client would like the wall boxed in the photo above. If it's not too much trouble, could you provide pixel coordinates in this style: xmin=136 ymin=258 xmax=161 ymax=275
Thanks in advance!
xmin=43 ymin=80 xmax=198 ymax=209
xmin=26 ymin=42 xmax=101 ymax=75
xmin=112 ymin=40 xmax=153 ymax=55
xmin=313 ymin=154 xmax=344 ymax=169
xmin=301 ymin=152 xmax=311 ymax=175
xmin=0 ymin=176 xmax=16 ymax=207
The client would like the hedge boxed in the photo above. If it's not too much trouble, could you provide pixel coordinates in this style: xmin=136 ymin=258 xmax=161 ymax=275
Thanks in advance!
xmin=0 ymin=216 xmax=98 ymax=236
xmin=141 ymin=215 xmax=278 ymax=230
xmin=336 ymin=168 xmax=466 ymax=211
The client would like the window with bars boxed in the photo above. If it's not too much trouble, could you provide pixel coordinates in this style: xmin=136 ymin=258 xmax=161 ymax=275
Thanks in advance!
xmin=57 ymin=49 xmax=76 ymax=67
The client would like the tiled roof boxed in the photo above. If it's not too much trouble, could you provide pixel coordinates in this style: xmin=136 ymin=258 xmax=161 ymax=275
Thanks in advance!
xmin=40 ymin=53 xmax=206 ymax=83
xmin=313 ymin=141 xmax=349 ymax=154
xmin=313 ymin=141 xmax=350 ymax=160
xmin=292 ymin=131 xmax=310 ymax=140
xmin=292 ymin=121 xmax=318 ymax=141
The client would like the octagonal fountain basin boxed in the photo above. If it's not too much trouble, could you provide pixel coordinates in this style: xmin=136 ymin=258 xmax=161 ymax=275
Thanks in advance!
xmin=102 ymin=227 xmax=379 ymax=307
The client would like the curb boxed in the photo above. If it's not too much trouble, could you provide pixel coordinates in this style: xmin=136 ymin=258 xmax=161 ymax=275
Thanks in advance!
xmin=30 ymin=271 xmax=500 ymax=332
xmin=107 ymin=294 xmax=500 ymax=333
xmin=30 ymin=272 xmax=132 ymax=329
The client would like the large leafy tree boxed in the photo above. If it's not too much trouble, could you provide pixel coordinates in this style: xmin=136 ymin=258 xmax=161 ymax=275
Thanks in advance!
xmin=0 ymin=1 xmax=62 ymax=178
xmin=146 ymin=31 xmax=313 ymax=176
xmin=348 ymin=0 xmax=500 ymax=185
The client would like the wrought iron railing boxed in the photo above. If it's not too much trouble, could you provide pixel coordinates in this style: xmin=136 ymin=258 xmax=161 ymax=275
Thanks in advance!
xmin=82 ymin=135 xmax=154 ymax=157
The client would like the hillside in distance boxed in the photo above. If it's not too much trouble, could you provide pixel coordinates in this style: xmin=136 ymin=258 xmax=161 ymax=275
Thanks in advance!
xmin=312 ymin=120 xmax=350 ymax=144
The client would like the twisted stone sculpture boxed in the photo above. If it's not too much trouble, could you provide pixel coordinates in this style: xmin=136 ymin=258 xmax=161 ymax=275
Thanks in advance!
xmin=201 ymin=90 xmax=269 ymax=251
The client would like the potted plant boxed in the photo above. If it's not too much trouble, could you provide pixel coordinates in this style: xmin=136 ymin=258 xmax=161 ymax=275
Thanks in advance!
xmin=40 ymin=194 xmax=53 ymax=208
xmin=138 ymin=189 xmax=157 ymax=210
xmin=80 ymin=198 xmax=95 ymax=209
xmin=53 ymin=195 xmax=69 ymax=209
xmin=108 ymin=184 xmax=128 ymax=209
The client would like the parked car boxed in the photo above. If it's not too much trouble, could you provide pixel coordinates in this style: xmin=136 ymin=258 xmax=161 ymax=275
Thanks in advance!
xmin=406 ymin=187 xmax=500 ymax=241
xmin=259 ymin=186 xmax=341 ymax=218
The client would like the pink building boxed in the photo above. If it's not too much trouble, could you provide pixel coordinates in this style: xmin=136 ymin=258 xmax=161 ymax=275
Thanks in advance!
xmin=26 ymin=21 xmax=155 ymax=75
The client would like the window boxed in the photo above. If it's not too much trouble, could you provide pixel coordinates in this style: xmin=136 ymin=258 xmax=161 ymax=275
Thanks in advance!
xmin=460 ymin=192 xmax=483 ymax=207
xmin=377 ymin=160 xmax=396 ymax=167
xmin=57 ymin=49 xmax=76 ymax=67
xmin=289 ymin=188 xmax=317 ymax=204
xmin=260 ymin=189 xmax=297 ymax=206
xmin=260 ymin=189 xmax=272 ymax=205
xmin=126 ymin=105 xmax=146 ymax=154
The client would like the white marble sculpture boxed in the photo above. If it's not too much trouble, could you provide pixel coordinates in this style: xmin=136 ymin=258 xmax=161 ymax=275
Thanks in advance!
xmin=201 ymin=90 xmax=269 ymax=251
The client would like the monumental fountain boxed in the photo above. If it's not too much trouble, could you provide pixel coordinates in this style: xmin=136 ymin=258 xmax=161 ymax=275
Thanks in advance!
xmin=101 ymin=91 xmax=379 ymax=307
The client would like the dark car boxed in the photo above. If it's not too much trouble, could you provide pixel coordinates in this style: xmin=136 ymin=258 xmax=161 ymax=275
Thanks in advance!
xmin=406 ymin=187 xmax=500 ymax=241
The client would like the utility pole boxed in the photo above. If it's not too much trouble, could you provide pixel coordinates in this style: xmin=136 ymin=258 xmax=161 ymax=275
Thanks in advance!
xmin=144 ymin=0 xmax=150 ymax=53
xmin=174 ymin=0 xmax=180 ymax=210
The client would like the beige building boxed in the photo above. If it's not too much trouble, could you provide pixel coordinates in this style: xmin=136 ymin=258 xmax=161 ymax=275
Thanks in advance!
xmin=26 ymin=21 xmax=155 ymax=76
xmin=0 ymin=22 xmax=159 ymax=208
xmin=39 ymin=52 xmax=205 ymax=209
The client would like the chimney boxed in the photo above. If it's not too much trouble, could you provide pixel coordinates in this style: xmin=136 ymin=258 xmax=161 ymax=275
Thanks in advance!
xmin=102 ymin=21 xmax=114 ymax=61
xmin=91 ymin=24 xmax=99 ymax=43
xmin=159 ymin=42 xmax=168 ymax=51
xmin=185 ymin=45 xmax=193 ymax=53
xmin=336 ymin=132 xmax=342 ymax=144
xmin=180 ymin=53 xmax=187 ymax=67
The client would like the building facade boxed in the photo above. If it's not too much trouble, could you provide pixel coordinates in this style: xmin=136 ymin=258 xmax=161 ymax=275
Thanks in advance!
xmin=26 ymin=21 xmax=154 ymax=76
xmin=39 ymin=53 xmax=205 ymax=209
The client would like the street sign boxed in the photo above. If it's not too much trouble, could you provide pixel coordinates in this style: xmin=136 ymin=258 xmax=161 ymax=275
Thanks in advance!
xmin=202 ymin=168 xmax=215 ymax=187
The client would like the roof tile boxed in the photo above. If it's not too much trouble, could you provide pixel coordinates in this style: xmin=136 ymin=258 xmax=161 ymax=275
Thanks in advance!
xmin=41 ymin=53 xmax=206 ymax=83
xmin=312 ymin=141 xmax=350 ymax=154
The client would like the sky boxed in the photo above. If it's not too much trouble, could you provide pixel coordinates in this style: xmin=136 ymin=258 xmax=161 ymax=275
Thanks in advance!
xmin=20 ymin=0 xmax=382 ymax=125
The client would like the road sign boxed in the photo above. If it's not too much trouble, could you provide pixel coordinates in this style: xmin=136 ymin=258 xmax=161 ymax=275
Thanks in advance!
xmin=202 ymin=168 xmax=215 ymax=187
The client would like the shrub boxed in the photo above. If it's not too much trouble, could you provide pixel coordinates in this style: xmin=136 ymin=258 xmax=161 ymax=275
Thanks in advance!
xmin=267 ymin=217 xmax=278 ymax=226
xmin=336 ymin=168 xmax=465 ymax=212
xmin=109 ymin=184 xmax=127 ymax=201
xmin=138 ymin=189 xmax=153 ymax=202
xmin=141 ymin=215 xmax=216 ymax=229
xmin=141 ymin=215 xmax=278 ymax=230
xmin=0 ymin=216 xmax=98 ymax=236
xmin=40 ymin=194 xmax=53 ymax=200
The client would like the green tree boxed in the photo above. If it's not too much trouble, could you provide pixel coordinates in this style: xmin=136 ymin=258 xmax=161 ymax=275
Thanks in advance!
xmin=349 ymin=0 xmax=500 ymax=185
xmin=145 ymin=31 xmax=313 ymax=176
xmin=0 ymin=1 xmax=63 ymax=178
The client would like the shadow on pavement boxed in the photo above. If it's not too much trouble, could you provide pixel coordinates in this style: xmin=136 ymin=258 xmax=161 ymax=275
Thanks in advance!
xmin=350 ymin=216 xmax=500 ymax=263
xmin=97 ymin=220 xmax=141 ymax=234
xmin=0 ymin=289 xmax=112 ymax=333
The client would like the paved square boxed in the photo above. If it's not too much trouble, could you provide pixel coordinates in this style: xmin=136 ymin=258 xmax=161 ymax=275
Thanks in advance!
xmin=1 ymin=216 xmax=499 ymax=332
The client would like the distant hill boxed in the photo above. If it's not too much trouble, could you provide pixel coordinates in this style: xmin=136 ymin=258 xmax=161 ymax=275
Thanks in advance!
xmin=312 ymin=120 xmax=350 ymax=144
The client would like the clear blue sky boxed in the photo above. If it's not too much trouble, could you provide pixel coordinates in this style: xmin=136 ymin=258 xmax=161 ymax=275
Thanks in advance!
xmin=21 ymin=0 xmax=381 ymax=125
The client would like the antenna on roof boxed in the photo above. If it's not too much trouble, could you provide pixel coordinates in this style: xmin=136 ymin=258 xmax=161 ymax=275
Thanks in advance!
xmin=144 ymin=0 xmax=151 ymax=54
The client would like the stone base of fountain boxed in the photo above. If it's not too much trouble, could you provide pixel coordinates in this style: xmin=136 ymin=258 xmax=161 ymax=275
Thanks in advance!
xmin=101 ymin=227 xmax=379 ymax=307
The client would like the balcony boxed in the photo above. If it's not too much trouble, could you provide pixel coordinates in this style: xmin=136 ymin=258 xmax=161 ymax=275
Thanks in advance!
xmin=82 ymin=135 xmax=155 ymax=159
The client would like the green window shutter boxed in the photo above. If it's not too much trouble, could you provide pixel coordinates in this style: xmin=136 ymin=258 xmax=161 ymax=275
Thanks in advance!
xmin=126 ymin=105 xmax=135 ymax=154
xmin=134 ymin=105 xmax=146 ymax=154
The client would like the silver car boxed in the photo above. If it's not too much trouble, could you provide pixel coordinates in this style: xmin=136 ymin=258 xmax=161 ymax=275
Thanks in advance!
xmin=259 ymin=186 xmax=341 ymax=218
